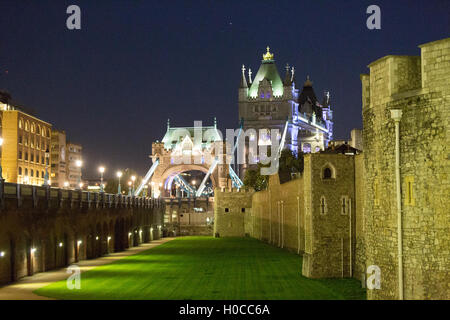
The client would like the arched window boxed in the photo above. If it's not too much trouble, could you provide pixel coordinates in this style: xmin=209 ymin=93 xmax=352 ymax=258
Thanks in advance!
xmin=19 ymin=119 xmax=23 ymax=129
xmin=25 ymin=121 xmax=29 ymax=131
xmin=322 ymin=163 xmax=336 ymax=180
xmin=37 ymin=125 xmax=41 ymax=135
xmin=41 ymin=128 xmax=46 ymax=137
xmin=30 ymin=169 xmax=34 ymax=177
xmin=303 ymin=143 xmax=311 ymax=153
xmin=36 ymin=171 xmax=39 ymax=178
xmin=18 ymin=167 xmax=22 ymax=175
xmin=47 ymin=128 xmax=51 ymax=137
xmin=25 ymin=168 xmax=28 ymax=176
xmin=323 ymin=167 xmax=332 ymax=179
xmin=31 ymin=123 xmax=35 ymax=133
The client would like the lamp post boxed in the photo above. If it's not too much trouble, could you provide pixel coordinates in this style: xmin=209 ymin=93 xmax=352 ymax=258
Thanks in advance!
xmin=131 ymin=175 xmax=136 ymax=195
xmin=143 ymin=185 xmax=148 ymax=198
xmin=44 ymin=148 xmax=50 ymax=186
xmin=192 ymin=180 xmax=196 ymax=198
xmin=0 ymin=137 xmax=3 ymax=180
xmin=75 ymin=159 xmax=82 ymax=190
xmin=99 ymin=166 xmax=105 ymax=193
xmin=116 ymin=171 xmax=122 ymax=194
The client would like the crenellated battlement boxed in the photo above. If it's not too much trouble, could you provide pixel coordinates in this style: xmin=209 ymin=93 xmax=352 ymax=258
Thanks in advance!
xmin=361 ymin=37 xmax=450 ymax=105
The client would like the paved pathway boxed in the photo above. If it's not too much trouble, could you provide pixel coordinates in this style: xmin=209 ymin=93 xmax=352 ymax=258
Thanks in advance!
xmin=0 ymin=237 xmax=175 ymax=300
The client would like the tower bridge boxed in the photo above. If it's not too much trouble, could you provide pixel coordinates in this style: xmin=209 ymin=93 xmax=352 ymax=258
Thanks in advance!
xmin=135 ymin=119 xmax=243 ymax=200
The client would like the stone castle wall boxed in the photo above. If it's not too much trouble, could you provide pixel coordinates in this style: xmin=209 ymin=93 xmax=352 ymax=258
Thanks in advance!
xmin=361 ymin=38 xmax=450 ymax=299
xmin=0 ymin=182 xmax=164 ymax=286
xmin=214 ymin=37 xmax=449 ymax=300
xmin=354 ymin=154 xmax=366 ymax=283
xmin=214 ymin=153 xmax=359 ymax=279
xmin=302 ymin=154 xmax=357 ymax=278
xmin=213 ymin=188 xmax=254 ymax=237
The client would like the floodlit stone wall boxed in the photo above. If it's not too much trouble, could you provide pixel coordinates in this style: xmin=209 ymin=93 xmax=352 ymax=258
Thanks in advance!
xmin=213 ymin=188 xmax=254 ymax=237
xmin=214 ymin=153 xmax=359 ymax=279
xmin=361 ymin=37 xmax=450 ymax=300
xmin=0 ymin=183 xmax=164 ymax=286
xmin=301 ymin=154 xmax=356 ymax=278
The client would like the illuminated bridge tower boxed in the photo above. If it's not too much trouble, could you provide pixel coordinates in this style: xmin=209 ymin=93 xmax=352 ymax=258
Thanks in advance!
xmin=238 ymin=47 xmax=333 ymax=176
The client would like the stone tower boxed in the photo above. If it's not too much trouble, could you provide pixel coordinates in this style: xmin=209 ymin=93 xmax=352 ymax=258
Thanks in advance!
xmin=361 ymin=38 xmax=450 ymax=299
xmin=238 ymin=47 xmax=333 ymax=176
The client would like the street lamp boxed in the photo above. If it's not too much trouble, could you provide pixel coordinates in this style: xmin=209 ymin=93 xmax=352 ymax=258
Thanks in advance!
xmin=144 ymin=184 xmax=148 ymax=198
xmin=63 ymin=181 xmax=69 ymax=189
xmin=76 ymin=159 xmax=82 ymax=190
xmin=151 ymin=181 xmax=155 ymax=198
xmin=0 ymin=137 xmax=3 ymax=180
xmin=116 ymin=171 xmax=123 ymax=194
xmin=99 ymin=166 xmax=105 ymax=193
xmin=131 ymin=175 xmax=136 ymax=195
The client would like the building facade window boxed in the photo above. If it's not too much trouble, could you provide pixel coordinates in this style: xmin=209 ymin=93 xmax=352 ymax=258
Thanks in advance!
xmin=303 ymin=143 xmax=311 ymax=153
xmin=322 ymin=163 xmax=336 ymax=180
xmin=341 ymin=196 xmax=350 ymax=215
xmin=18 ymin=167 xmax=22 ymax=175
xmin=320 ymin=196 xmax=327 ymax=215
xmin=404 ymin=176 xmax=415 ymax=206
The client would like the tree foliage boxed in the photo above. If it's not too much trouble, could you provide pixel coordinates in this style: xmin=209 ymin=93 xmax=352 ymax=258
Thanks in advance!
xmin=243 ymin=149 xmax=304 ymax=190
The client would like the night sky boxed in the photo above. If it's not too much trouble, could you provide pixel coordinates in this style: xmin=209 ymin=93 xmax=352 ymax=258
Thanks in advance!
xmin=0 ymin=0 xmax=448 ymax=179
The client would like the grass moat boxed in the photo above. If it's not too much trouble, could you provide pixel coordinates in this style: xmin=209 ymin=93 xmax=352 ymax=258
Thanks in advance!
xmin=35 ymin=236 xmax=366 ymax=300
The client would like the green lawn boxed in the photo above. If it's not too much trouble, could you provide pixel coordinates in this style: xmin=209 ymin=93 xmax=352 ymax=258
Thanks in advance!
xmin=35 ymin=236 xmax=366 ymax=300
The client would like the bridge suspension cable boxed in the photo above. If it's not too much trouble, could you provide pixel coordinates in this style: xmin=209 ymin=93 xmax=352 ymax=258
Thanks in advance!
xmin=173 ymin=174 xmax=196 ymax=196
xmin=229 ymin=119 xmax=244 ymax=188
xmin=134 ymin=158 xmax=160 ymax=196
xmin=196 ymin=158 xmax=219 ymax=197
